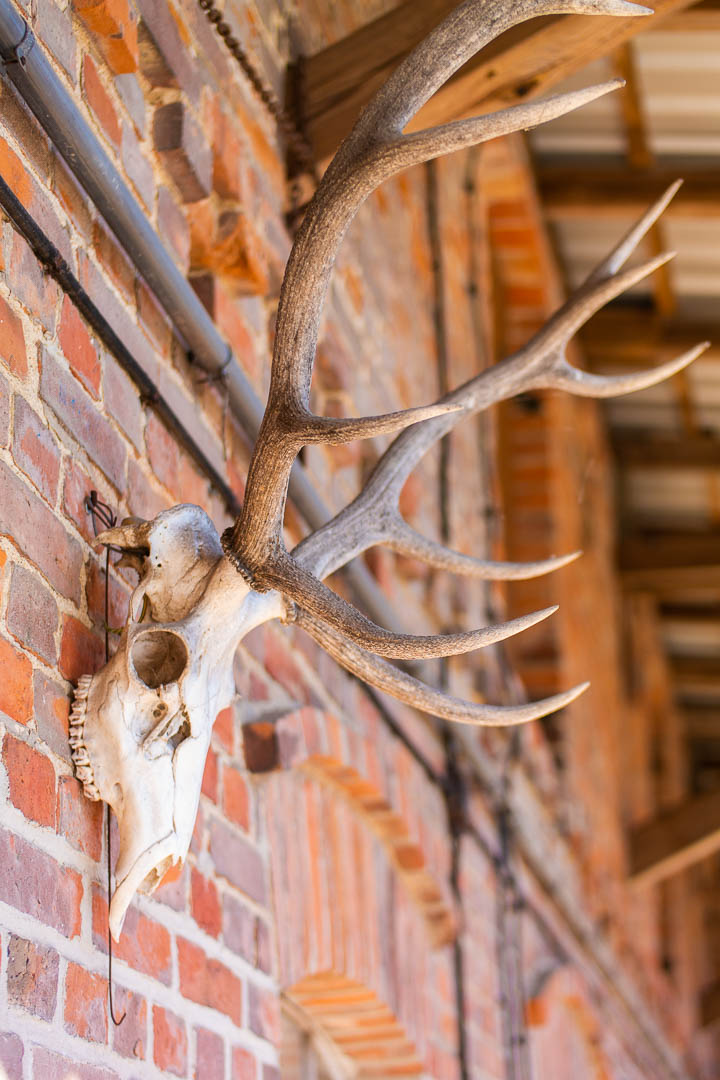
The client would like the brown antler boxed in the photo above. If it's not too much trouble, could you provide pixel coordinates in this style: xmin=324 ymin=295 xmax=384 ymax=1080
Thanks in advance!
xmin=221 ymin=0 xmax=708 ymax=720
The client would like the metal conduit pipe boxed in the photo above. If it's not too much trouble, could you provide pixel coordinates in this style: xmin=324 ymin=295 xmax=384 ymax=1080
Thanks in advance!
xmin=0 ymin=1 xmax=403 ymax=632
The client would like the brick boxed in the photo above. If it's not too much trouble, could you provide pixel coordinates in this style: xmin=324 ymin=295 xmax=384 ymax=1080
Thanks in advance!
xmin=40 ymin=347 xmax=127 ymax=491
xmin=7 ymin=563 xmax=58 ymax=664
xmin=7 ymin=936 xmax=59 ymax=1020
xmin=188 ymin=200 xmax=268 ymax=293
xmin=154 ymin=860 xmax=188 ymax=912
xmin=145 ymin=410 xmax=179 ymax=494
xmin=122 ymin=119 xmax=155 ymax=211
xmin=178 ymin=938 xmax=243 ymax=1026
xmin=231 ymin=1047 xmax=255 ymax=1080
xmin=103 ymin=358 xmax=143 ymax=450
xmin=3 ymin=734 xmax=56 ymax=828
xmin=222 ymin=893 xmax=255 ymax=963
xmin=86 ymin=559 xmax=130 ymax=633
xmin=32 ymin=1048 xmax=119 ymax=1080
xmin=0 ymin=636 xmax=33 ymax=725
xmin=195 ymin=1026 xmax=224 ymax=1079
xmin=202 ymin=745 xmax=218 ymax=802
xmin=116 ymin=73 xmax=146 ymax=135
xmin=256 ymin=918 xmax=272 ymax=975
xmin=191 ymin=868 xmax=222 ymax=938
xmin=242 ymin=722 xmax=279 ymax=774
xmin=126 ymin=458 xmax=170 ymax=519
xmin=262 ymin=1067 xmax=280 ymax=1080
xmin=65 ymin=961 xmax=108 ymax=1042
xmin=153 ymin=1005 xmax=187 ymax=1076
xmin=0 ymin=370 xmax=8 ymax=446
xmin=210 ymin=820 xmax=265 ymax=903
xmin=92 ymin=888 xmax=173 ymax=984
xmin=136 ymin=0 xmax=202 ymax=101
xmin=158 ymin=185 xmax=190 ymax=268
xmin=223 ymin=765 xmax=249 ymax=830
xmin=0 ymin=827 xmax=82 ymax=937
xmin=111 ymin=985 xmax=146 ymax=1059
xmin=36 ymin=0 xmax=77 ymax=80
xmin=0 ymin=459 xmax=83 ymax=602
xmin=59 ymin=614 xmax=105 ymax=684
xmin=58 ymin=294 xmax=101 ymax=397
xmin=35 ymin=671 xmax=71 ymax=760
xmin=136 ymin=280 xmax=171 ymax=354
xmin=248 ymin=983 xmax=280 ymax=1045
xmin=0 ymin=293 xmax=27 ymax=377
xmin=8 ymin=233 xmax=60 ymax=333
xmin=74 ymin=0 xmax=139 ymax=75
xmin=57 ymin=774 xmax=104 ymax=860
xmin=154 ymin=101 xmax=211 ymax=203
xmin=12 ymin=396 xmax=61 ymax=505
xmin=62 ymin=457 xmax=99 ymax=543
xmin=0 ymin=1033 xmax=23 ymax=1080
xmin=214 ymin=705 xmax=234 ymax=754
xmin=84 ymin=55 xmax=121 ymax=147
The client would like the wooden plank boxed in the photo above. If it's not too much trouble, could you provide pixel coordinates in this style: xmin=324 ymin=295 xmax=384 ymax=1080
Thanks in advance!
xmin=700 ymin=980 xmax=720 ymax=1028
xmin=580 ymin=308 xmax=719 ymax=365
xmin=629 ymin=789 xmax=720 ymax=885
xmin=683 ymin=704 xmax=720 ymax=740
xmin=538 ymin=165 xmax=720 ymax=220
xmin=621 ymin=531 xmax=720 ymax=572
xmin=659 ymin=0 xmax=720 ymax=31
xmin=613 ymin=434 xmax=720 ymax=470
xmin=302 ymin=0 xmax=698 ymax=162
xmin=670 ymin=655 xmax=720 ymax=695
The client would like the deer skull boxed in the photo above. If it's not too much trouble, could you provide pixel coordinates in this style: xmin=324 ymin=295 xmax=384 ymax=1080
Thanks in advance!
xmin=70 ymin=505 xmax=282 ymax=940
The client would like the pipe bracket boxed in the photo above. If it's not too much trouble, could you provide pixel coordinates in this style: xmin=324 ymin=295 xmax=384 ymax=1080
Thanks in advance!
xmin=0 ymin=19 xmax=35 ymax=67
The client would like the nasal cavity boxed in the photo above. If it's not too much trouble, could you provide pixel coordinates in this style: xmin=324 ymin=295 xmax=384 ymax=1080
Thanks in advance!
xmin=130 ymin=630 xmax=188 ymax=689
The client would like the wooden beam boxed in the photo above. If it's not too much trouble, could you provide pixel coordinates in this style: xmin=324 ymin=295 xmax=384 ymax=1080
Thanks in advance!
xmin=580 ymin=308 xmax=719 ymax=366
xmin=538 ymin=165 xmax=720 ymax=220
xmin=671 ymin=656 xmax=720 ymax=696
xmin=620 ymin=532 xmax=720 ymax=592
xmin=629 ymin=789 xmax=720 ymax=886
xmin=684 ymin=705 xmax=720 ymax=740
xmin=700 ymin=980 xmax=720 ymax=1028
xmin=660 ymin=0 xmax=720 ymax=31
xmin=613 ymin=434 xmax=720 ymax=470
xmin=302 ymin=0 xmax=698 ymax=162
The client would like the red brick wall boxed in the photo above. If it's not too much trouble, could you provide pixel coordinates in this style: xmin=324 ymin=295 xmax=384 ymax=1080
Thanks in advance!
xmin=0 ymin=1 xmax=703 ymax=1078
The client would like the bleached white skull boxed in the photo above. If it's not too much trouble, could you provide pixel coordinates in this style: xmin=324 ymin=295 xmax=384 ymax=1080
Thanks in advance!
xmin=70 ymin=505 xmax=282 ymax=939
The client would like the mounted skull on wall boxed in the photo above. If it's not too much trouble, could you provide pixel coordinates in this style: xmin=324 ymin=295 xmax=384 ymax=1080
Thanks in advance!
xmin=69 ymin=0 xmax=707 ymax=939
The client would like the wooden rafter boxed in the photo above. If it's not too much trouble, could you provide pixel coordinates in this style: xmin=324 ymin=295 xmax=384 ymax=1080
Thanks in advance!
xmin=629 ymin=789 xmax=720 ymax=886
xmin=580 ymin=309 xmax=718 ymax=364
xmin=613 ymin=434 xmax=720 ymax=470
xmin=301 ymin=0 xmax=699 ymax=162
xmin=621 ymin=531 xmax=720 ymax=592
xmin=538 ymin=166 xmax=720 ymax=220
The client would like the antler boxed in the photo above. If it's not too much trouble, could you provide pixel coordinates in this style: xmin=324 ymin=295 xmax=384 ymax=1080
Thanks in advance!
xmin=221 ymin=0 xmax=708 ymax=723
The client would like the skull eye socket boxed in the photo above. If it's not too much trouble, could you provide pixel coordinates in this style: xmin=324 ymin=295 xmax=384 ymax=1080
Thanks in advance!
xmin=130 ymin=630 xmax=188 ymax=689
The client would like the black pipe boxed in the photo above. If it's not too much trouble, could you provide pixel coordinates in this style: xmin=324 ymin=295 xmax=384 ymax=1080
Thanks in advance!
xmin=0 ymin=2 xmax=404 ymax=632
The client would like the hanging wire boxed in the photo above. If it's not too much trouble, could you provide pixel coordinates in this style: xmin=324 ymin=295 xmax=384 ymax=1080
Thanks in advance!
xmin=84 ymin=491 xmax=126 ymax=1028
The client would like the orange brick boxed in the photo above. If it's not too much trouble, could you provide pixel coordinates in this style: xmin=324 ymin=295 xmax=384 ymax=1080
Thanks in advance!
xmin=56 ymin=774 xmax=103 ymax=860
xmin=223 ymin=765 xmax=249 ymax=830
xmin=0 ymin=637 xmax=33 ymax=725
xmin=201 ymin=744 xmax=218 ymax=802
xmin=153 ymin=1005 xmax=187 ymax=1076
xmin=64 ymin=962 xmax=107 ymax=1042
xmin=59 ymin=615 xmax=105 ymax=684
xmin=190 ymin=868 xmax=222 ymax=938
xmin=214 ymin=705 xmax=234 ymax=753
xmin=83 ymin=55 xmax=121 ymax=147
xmin=0 ymin=293 xmax=27 ymax=377
xmin=177 ymin=937 xmax=243 ymax=1026
xmin=3 ymin=735 xmax=56 ymax=828
xmin=58 ymin=295 xmax=101 ymax=396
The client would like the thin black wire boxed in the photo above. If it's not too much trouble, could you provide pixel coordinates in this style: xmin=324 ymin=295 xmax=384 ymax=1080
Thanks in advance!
xmin=85 ymin=492 xmax=126 ymax=1028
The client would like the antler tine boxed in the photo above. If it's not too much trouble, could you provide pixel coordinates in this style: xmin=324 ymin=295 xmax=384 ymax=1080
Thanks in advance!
xmin=257 ymin=550 xmax=559 ymax=660
xmin=584 ymin=179 xmax=683 ymax=285
xmin=548 ymin=340 xmax=711 ymax=398
xmin=296 ymin=608 xmax=590 ymax=727
xmin=227 ymin=0 xmax=650 ymax=576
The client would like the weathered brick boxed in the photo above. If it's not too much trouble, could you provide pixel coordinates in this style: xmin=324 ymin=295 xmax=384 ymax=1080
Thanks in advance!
xmin=58 ymin=294 xmax=101 ymax=397
xmin=154 ymin=101 xmax=211 ymax=203
xmin=248 ymin=982 xmax=280 ymax=1045
xmin=214 ymin=705 xmax=234 ymax=754
xmin=242 ymin=721 xmax=279 ymax=774
xmin=222 ymin=892 xmax=255 ymax=963
xmin=92 ymin=887 xmax=173 ymax=983
xmin=74 ymin=0 xmax=139 ymax=75
xmin=231 ymin=1046 xmax=256 ymax=1080
xmin=83 ymin=55 xmax=121 ymax=147
xmin=191 ymin=868 xmax=222 ymax=938
xmin=202 ymin=744 xmax=219 ymax=803
xmin=153 ymin=1005 xmax=187 ymax=1076
xmin=65 ymin=961 xmax=108 ymax=1042
xmin=0 ymin=292 xmax=27 ymax=377
xmin=36 ymin=0 xmax=77 ymax=80
xmin=136 ymin=0 xmax=202 ymax=101
xmin=3 ymin=734 xmax=56 ymax=828
xmin=7 ymin=233 xmax=60 ymax=333
xmin=59 ymin=614 xmax=105 ymax=684
xmin=0 ymin=459 xmax=83 ymax=602
xmin=57 ymin=774 xmax=104 ymax=860
xmin=122 ymin=119 xmax=155 ymax=211
xmin=34 ymin=670 xmax=71 ymax=759
xmin=111 ymin=985 xmax=147 ymax=1060
xmin=178 ymin=938 xmax=243 ymax=1026
xmin=195 ymin=1026 xmax=225 ymax=1080
xmin=0 ymin=370 xmax=8 ymax=447
xmin=40 ymin=347 xmax=127 ymax=490
xmin=210 ymin=820 xmax=265 ymax=903
xmin=0 ymin=1033 xmax=23 ymax=1080
xmin=102 ymin=357 xmax=143 ymax=450
xmin=12 ymin=395 xmax=61 ymax=504
xmin=0 ymin=827 xmax=82 ymax=937
xmin=0 ymin=636 xmax=33 ymax=725
xmin=158 ymin=184 xmax=190 ymax=268
xmin=7 ymin=936 xmax=59 ymax=1020
xmin=86 ymin=558 xmax=130 ymax=633
xmin=32 ymin=1048 xmax=119 ymax=1080
xmin=7 ymin=563 xmax=58 ymax=664
xmin=222 ymin=764 xmax=249 ymax=830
